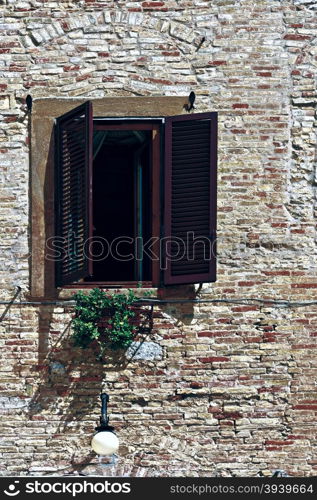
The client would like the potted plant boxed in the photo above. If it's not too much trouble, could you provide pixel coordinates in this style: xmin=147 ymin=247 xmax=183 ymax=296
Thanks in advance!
xmin=71 ymin=288 xmax=151 ymax=361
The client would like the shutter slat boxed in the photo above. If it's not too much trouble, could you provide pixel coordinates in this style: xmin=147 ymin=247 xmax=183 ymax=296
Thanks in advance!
xmin=173 ymin=123 xmax=210 ymax=132
xmin=172 ymin=197 xmax=210 ymax=203
xmin=163 ymin=112 xmax=217 ymax=285
xmin=173 ymin=145 xmax=209 ymax=152
xmin=171 ymin=151 xmax=210 ymax=161
xmin=172 ymin=187 xmax=209 ymax=195
xmin=172 ymin=183 xmax=210 ymax=190
xmin=172 ymin=169 xmax=210 ymax=176
xmin=61 ymin=150 xmax=86 ymax=164
xmin=55 ymin=101 xmax=93 ymax=286
xmin=61 ymin=142 xmax=85 ymax=156
xmin=172 ymin=210 xmax=210 ymax=217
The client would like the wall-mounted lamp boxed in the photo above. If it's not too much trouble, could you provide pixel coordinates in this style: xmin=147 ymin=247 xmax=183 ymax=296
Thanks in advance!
xmin=91 ymin=393 xmax=119 ymax=456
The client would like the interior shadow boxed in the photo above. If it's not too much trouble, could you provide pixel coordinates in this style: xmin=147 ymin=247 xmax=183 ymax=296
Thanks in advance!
xmin=157 ymin=285 xmax=195 ymax=326
xmin=43 ymin=131 xmax=57 ymax=299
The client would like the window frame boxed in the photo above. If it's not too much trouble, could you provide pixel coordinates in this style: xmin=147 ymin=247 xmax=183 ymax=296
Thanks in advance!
xmin=29 ymin=97 xmax=215 ymax=299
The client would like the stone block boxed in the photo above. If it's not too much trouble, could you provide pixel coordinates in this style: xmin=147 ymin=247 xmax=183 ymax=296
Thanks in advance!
xmin=126 ymin=342 xmax=163 ymax=361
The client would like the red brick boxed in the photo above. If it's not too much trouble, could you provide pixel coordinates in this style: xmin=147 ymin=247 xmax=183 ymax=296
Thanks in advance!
xmin=200 ymin=331 xmax=230 ymax=337
xmin=263 ymin=271 xmax=290 ymax=276
xmin=256 ymin=72 xmax=272 ymax=77
xmin=215 ymin=412 xmax=242 ymax=420
xmin=209 ymin=60 xmax=227 ymax=66
xmin=163 ymin=333 xmax=184 ymax=339
xmin=291 ymin=344 xmax=317 ymax=349
xmin=190 ymin=382 xmax=204 ymax=389
xmin=238 ymin=281 xmax=262 ymax=286
xmin=232 ymin=103 xmax=249 ymax=109
xmin=199 ymin=356 xmax=230 ymax=363
xmin=24 ymin=81 xmax=49 ymax=88
xmin=0 ymin=42 xmax=20 ymax=48
xmin=76 ymin=74 xmax=91 ymax=82
xmin=293 ymin=405 xmax=317 ymax=410
xmin=142 ymin=2 xmax=165 ymax=7
xmin=63 ymin=65 xmax=80 ymax=72
xmin=198 ymin=331 xmax=214 ymax=337
xmin=162 ymin=51 xmax=180 ymax=56
xmin=5 ymin=340 xmax=34 ymax=346
xmin=218 ymin=206 xmax=233 ymax=212
xmin=9 ymin=66 xmax=26 ymax=72
xmin=232 ymin=306 xmax=258 ymax=312
xmin=287 ymin=435 xmax=306 ymax=440
xmin=245 ymin=336 xmax=262 ymax=343
xmin=284 ymin=34 xmax=311 ymax=41
xmin=148 ymin=77 xmax=172 ymax=85
xmin=208 ymin=407 xmax=222 ymax=413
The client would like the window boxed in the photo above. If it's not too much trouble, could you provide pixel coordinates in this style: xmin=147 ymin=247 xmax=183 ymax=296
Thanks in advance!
xmin=53 ymin=101 xmax=217 ymax=288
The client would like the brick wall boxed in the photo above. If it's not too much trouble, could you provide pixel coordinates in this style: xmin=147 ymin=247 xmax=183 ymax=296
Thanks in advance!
xmin=0 ymin=0 xmax=317 ymax=476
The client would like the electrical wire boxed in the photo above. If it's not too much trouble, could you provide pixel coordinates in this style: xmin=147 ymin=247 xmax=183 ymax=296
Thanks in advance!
xmin=138 ymin=298 xmax=317 ymax=308
xmin=0 ymin=286 xmax=317 ymax=309
xmin=0 ymin=297 xmax=317 ymax=308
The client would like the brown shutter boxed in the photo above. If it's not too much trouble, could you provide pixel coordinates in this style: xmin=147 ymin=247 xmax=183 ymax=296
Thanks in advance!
xmin=55 ymin=101 xmax=93 ymax=286
xmin=163 ymin=112 xmax=217 ymax=285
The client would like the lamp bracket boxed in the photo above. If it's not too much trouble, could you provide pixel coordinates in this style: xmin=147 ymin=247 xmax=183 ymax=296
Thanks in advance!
xmin=95 ymin=424 xmax=115 ymax=433
xmin=96 ymin=392 xmax=116 ymax=433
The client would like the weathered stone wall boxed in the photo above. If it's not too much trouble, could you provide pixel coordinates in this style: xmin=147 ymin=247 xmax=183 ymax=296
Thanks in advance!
xmin=0 ymin=0 xmax=317 ymax=477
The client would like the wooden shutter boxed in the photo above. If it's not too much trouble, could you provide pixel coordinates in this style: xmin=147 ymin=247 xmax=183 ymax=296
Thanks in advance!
xmin=163 ymin=112 xmax=217 ymax=285
xmin=55 ymin=101 xmax=93 ymax=286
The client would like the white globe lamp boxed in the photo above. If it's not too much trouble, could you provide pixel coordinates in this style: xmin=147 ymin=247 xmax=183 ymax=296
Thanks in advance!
xmin=91 ymin=430 xmax=119 ymax=455
xmin=91 ymin=393 xmax=119 ymax=456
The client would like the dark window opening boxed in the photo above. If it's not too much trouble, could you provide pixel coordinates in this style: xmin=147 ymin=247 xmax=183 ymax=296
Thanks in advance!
xmin=87 ymin=129 xmax=152 ymax=282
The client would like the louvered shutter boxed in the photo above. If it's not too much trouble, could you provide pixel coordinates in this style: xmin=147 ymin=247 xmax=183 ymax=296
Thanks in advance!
xmin=55 ymin=101 xmax=93 ymax=286
xmin=163 ymin=112 xmax=217 ymax=285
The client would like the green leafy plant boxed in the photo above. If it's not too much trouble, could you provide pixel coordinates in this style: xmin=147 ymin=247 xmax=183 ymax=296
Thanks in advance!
xmin=72 ymin=288 xmax=139 ymax=360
